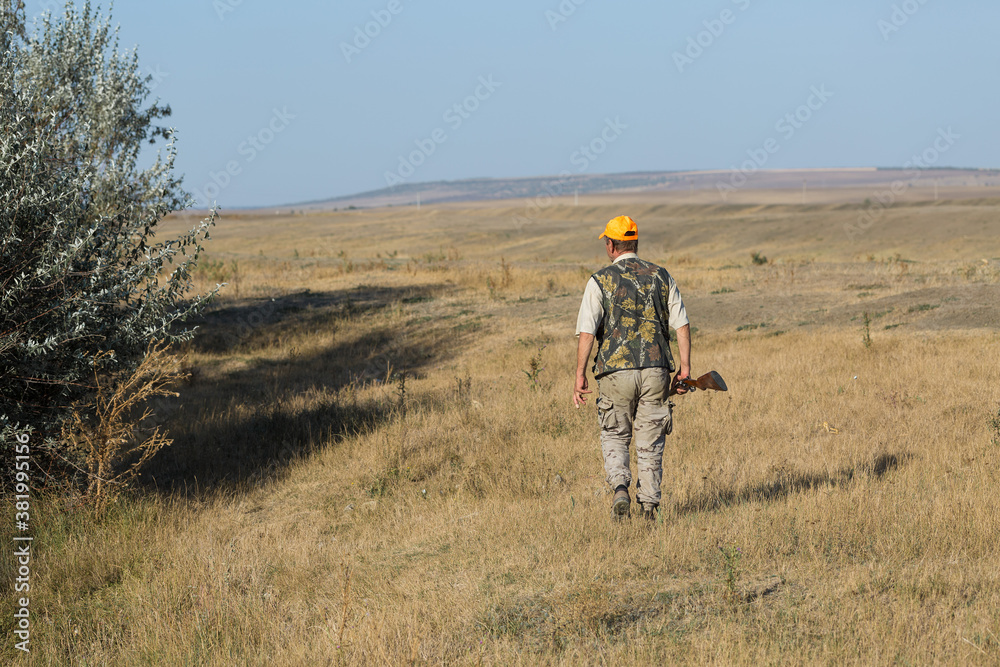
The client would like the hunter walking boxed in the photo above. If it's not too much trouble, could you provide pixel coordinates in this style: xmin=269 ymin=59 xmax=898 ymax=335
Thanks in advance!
xmin=573 ymin=215 xmax=691 ymax=520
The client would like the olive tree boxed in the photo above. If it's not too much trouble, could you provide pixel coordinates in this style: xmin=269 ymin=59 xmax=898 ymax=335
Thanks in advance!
xmin=1 ymin=1 xmax=217 ymax=471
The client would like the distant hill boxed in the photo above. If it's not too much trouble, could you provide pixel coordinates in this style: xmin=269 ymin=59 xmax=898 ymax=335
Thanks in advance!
xmin=281 ymin=167 xmax=1000 ymax=211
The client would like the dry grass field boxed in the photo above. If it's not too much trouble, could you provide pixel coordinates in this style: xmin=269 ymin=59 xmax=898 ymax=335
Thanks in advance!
xmin=4 ymin=192 xmax=1000 ymax=664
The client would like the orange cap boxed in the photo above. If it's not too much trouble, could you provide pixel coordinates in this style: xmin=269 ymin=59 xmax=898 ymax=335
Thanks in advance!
xmin=599 ymin=215 xmax=638 ymax=241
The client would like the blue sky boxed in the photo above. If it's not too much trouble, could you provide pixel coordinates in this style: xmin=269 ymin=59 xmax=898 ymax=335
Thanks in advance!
xmin=24 ymin=0 xmax=1000 ymax=208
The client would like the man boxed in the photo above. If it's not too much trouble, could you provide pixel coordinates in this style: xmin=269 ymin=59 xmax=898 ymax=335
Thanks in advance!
xmin=573 ymin=215 xmax=691 ymax=521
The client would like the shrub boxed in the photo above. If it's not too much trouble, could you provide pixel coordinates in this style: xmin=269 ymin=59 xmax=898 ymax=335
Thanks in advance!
xmin=0 ymin=2 xmax=216 ymax=480
xmin=61 ymin=341 xmax=187 ymax=513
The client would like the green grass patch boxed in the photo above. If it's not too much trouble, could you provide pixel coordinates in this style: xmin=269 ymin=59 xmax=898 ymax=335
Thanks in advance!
xmin=852 ymin=308 xmax=894 ymax=322
xmin=453 ymin=320 xmax=484 ymax=333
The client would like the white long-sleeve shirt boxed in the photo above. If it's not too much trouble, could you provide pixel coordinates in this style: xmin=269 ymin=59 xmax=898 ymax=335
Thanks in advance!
xmin=575 ymin=253 xmax=689 ymax=337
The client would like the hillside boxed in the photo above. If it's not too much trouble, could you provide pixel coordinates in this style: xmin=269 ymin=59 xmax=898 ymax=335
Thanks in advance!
xmin=273 ymin=167 xmax=1000 ymax=212
xmin=7 ymin=194 xmax=1000 ymax=664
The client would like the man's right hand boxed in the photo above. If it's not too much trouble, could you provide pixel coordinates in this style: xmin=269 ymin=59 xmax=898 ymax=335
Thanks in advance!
xmin=573 ymin=374 xmax=593 ymax=408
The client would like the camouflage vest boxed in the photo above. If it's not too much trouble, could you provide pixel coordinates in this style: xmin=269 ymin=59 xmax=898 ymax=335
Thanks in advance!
xmin=591 ymin=257 xmax=676 ymax=378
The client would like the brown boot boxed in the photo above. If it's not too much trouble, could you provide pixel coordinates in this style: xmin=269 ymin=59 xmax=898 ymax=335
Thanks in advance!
xmin=641 ymin=502 xmax=658 ymax=521
xmin=612 ymin=486 xmax=630 ymax=519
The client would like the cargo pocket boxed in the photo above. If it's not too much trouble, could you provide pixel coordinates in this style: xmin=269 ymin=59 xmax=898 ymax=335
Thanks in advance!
xmin=643 ymin=399 xmax=673 ymax=437
xmin=596 ymin=396 xmax=619 ymax=432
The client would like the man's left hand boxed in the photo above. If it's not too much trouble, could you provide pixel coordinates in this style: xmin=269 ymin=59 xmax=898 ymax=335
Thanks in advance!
xmin=672 ymin=370 xmax=691 ymax=395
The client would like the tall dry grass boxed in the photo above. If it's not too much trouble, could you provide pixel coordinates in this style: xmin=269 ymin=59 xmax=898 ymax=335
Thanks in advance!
xmin=3 ymin=204 xmax=1000 ymax=664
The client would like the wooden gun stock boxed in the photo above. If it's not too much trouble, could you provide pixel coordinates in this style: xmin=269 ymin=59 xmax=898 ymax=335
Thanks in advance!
xmin=673 ymin=371 xmax=728 ymax=394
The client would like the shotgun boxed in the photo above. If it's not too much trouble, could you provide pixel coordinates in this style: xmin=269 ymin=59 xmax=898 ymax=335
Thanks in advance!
xmin=672 ymin=370 xmax=728 ymax=394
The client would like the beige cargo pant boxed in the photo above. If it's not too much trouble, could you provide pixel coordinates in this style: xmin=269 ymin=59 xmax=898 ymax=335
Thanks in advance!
xmin=596 ymin=368 xmax=673 ymax=507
